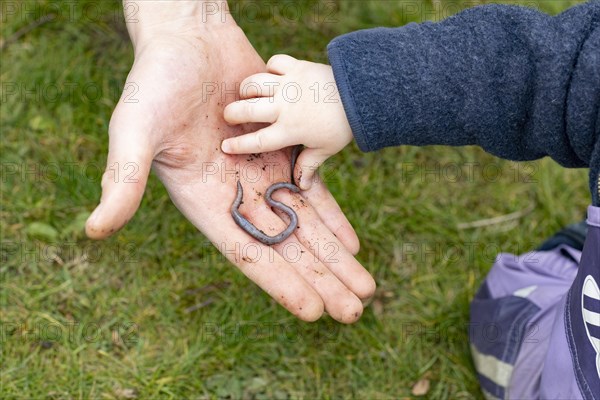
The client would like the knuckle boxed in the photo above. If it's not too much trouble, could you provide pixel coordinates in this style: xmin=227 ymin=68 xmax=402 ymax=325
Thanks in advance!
xmin=244 ymin=101 xmax=255 ymax=120
xmin=254 ymin=131 xmax=264 ymax=150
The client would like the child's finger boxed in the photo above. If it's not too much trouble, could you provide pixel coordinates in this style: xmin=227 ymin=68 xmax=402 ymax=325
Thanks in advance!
xmin=221 ymin=125 xmax=297 ymax=154
xmin=224 ymin=98 xmax=280 ymax=124
xmin=267 ymin=54 xmax=299 ymax=75
xmin=240 ymin=73 xmax=281 ymax=99
xmin=294 ymin=148 xmax=329 ymax=190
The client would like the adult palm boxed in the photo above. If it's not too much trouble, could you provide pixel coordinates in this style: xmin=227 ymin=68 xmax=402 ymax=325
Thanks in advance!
xmin=85 ymin=22 xmax=375 ymax=323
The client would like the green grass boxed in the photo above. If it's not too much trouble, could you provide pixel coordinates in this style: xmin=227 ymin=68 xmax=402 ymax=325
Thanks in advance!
xmin=0 ymin=0 xmax=590 ymax=398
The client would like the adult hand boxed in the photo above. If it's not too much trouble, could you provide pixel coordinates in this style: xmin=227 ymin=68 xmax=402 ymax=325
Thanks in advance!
xmin=85 ymin=1 xmax=375 ymax=323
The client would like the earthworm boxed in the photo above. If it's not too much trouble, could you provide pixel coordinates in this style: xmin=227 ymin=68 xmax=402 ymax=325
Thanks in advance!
xmin=231 ymin=146 xmax=303 ymax=245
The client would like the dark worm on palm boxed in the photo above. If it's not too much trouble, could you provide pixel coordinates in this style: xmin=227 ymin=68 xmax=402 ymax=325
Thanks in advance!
xmin=231 ymin=145 xmax=303 ymax=245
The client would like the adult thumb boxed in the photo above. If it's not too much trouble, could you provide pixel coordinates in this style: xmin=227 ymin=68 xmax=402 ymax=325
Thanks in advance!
xmin=86 ymin=112 xmax=154 ymax=239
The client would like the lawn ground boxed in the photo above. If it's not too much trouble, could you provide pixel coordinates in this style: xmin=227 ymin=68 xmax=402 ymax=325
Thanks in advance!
xmin=0 ymin=0 xmax=590 ymax=398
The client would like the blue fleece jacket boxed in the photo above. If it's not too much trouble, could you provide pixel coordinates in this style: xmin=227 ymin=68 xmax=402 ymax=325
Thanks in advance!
xmin=327 ymin=1 xmax=600 ymax=206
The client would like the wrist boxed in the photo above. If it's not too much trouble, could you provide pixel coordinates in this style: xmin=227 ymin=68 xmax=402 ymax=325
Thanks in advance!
xmin=124 ymin=0 xmax=237 ymax=49
xmin=324 ymin=66 xmax=353 ymax=149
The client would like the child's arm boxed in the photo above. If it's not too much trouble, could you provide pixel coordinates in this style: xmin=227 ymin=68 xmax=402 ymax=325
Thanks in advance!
xmin=224 ymin=2 xmax=600 ymax=202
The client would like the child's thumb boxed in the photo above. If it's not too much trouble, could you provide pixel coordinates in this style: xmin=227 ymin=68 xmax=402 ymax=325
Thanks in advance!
xmin=295 ymin=148 xmax=329 ymax=191
xmin=85 ymin=122 xmax=154 ymax=240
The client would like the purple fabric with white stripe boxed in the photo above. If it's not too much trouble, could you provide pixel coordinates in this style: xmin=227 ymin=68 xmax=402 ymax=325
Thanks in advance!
xmin=563 ymin=206 xmax=600 ymax=398
xmin=470 ymin=206 xmax=600 ymax=399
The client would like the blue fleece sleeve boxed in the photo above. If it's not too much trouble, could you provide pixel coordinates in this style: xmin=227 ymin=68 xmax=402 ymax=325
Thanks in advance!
xmin=327 ymin=2 xmax=600 ymax=205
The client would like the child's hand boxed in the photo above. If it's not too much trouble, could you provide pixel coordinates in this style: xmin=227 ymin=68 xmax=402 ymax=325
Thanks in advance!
xmin=222 ymin=55 xmax=353 ymax=190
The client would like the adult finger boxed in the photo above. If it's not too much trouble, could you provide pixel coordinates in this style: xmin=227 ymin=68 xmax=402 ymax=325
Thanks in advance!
xmin=272 ymin=189 xmax=375 ymax=300
xmin=301 ymin=175 xmax=361 ymax=256
xmin=189 ymin=203 xmax=326 ymax=322
xmin=272 ymin=235 xmax=364 ymax=323
xmin=190 ymin=185 xmax=363 ymax=322
xmin=240 ymin=197 xmax=364 ymax=323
